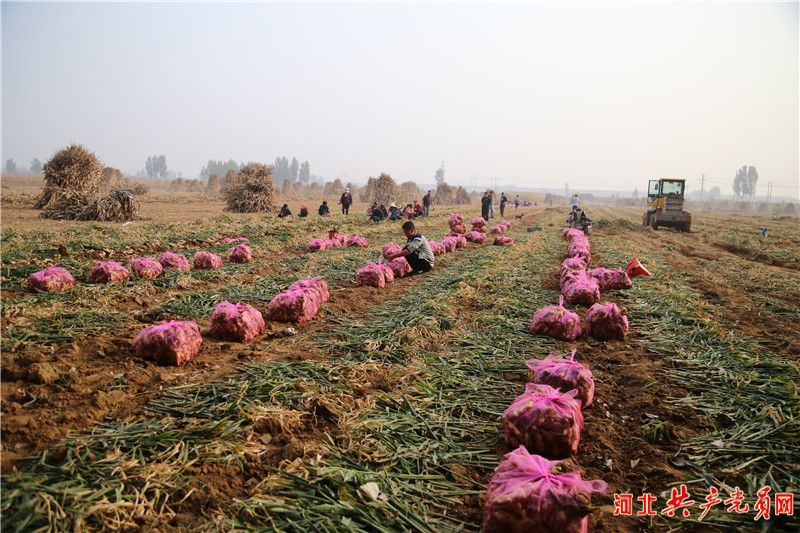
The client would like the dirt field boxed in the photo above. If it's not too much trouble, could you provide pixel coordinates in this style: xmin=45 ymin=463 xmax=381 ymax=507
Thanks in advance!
xmin=2 ymin=181 xmax=799 ymax=532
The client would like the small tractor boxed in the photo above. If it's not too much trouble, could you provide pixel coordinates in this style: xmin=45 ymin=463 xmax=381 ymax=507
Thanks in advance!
xmin=642 ymin=178 xmax=691 ymax=232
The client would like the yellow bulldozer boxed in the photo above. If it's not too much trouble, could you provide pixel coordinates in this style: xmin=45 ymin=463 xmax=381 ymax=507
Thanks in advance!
xmin=642 ymin=178 xmax=691 ymax=232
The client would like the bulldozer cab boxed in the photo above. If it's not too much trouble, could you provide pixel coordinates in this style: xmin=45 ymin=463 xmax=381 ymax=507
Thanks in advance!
xmin=643 ymin=178 xmax=691 ymax=232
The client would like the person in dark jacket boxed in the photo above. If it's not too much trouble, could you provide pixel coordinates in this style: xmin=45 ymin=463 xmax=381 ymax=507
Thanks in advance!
xmin=299 ymin=204 xmax=309 ymax=217
xmin=278 ymin=204 xmax=292 ymax=218
xmin=370 ymin=205 xmax=386 ymax=222
xmin=384 ymin=221 xmax=434 ymax=275
xmin=422 ymin=190 xmax=433 ymax=217
xmin=318 ymin=201 xmax=330 ymax=216
xmin=500 ymin=193 xmax=508 ymax=217
xmin=481 ymin=192 xmax=491 ymax=220
xmin=339 ymin=188 xmax=353 ymax=215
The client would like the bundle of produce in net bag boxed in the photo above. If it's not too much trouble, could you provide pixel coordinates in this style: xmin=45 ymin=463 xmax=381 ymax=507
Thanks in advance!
xmin=500 ymin=220 xmax=512 ymax=230
xmin=529 ymin=296 xmax=582 ymax=341
xmin=356 ymin=263 xmax=386 ymax=288
xmin=27 ymin=266 xmax=76 ymax=292
xmin=193 ymin=252 xmax=223 ymax=270
xmin=585 ymin=302 xmax=628 ymax=340
xmin=158 ymin=252 xmax=191 ymax=271
xmin=440 ymin=237 xmax=457 ymax=253
xmin=223 ymin=237 xmax=249 ymax=244
xmin=429 ymin=241 xmax=446 ymax=256
xmin=288 ymin=277 xmax=330 ymax=303
xmin=502 ymin=383 xmax=584 ymax=458
xmin=227 ymin=243 xmax=252 ymax=263
xmin=129 ymin=257 xmax=163 ymax=280
xmin=88 ymin=261 xmax=130 ymax=284
xmin=561 ymin=257 xmax=587 ymax=272
xmin=134 ymin=320 xmax=202 ymax=366
xmin=490 ymin=225 xmax=505 ymax=234
xmin=208 ymin=301 xmax=264 ymax=342
xmin=588 ymin=267 xmax=632 ymax=291
xmin=382 ymin=243 xmax=402 ymax=257
xmin=386 ymin=257 xmax=412 ymax=278
xmin=448 ymin=213 xmax=464 ymax=227
xmin=563 ymin=228 xmax=584 ymax=240
xmin=347 ymin=235 xmax=368 ymax=248
xmin=322 ymin=237 xmax=341 ymax=249
xmin=379 ymin=263 xmax=395 ymax=283
xmin=566 ymin=244 xmax=591 ymax=263
xmin=483 ymin=446 xmax=607 ymax=533
xmin=268 ymin=286 xmax=324 ymax=323
xmin=562 ymin=275 xmax=600 ymax=307
xmin=471 ymin=216 xmax=487 ymax=230
xmin=448 ymin=223 xmax=467 ymax=235
xmin=494 ymin=236 xmax=516 ymax=246
xmin=452 ymin=235 xmax=467 ymax=249
xmin=466 ymin=231 xmax=488 ymax=244
xmin=308 ymin=238 xmax=330 ymax=252
xmin=526 ymin=349 xmax=595 ymax=408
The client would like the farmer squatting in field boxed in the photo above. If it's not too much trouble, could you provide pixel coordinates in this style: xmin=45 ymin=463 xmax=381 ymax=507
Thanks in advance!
xmin=384 ymin=221 xmax=435 ymax=275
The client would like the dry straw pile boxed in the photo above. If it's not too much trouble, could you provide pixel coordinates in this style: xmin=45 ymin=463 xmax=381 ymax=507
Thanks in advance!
xmin=206 ymin=174 xmax=221 ymax=194
xmin=434 ymin=183 xmax=455 ymax=205
xmin=361 ymin=173 xmax=399 ymax=205
xmin=455 ymin=186 xmax=472 ymax=205
xmin=35 ymin=144 xmax=139 ymax=222
xmin=400 ymin=181 xmax=422 ymax=203
xmin=223 ymin=163 xmax=276 ymax=212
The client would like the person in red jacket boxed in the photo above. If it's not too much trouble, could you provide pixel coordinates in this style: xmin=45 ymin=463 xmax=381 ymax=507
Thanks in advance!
xmin=339 ymin=187 xmax=353 ymax=215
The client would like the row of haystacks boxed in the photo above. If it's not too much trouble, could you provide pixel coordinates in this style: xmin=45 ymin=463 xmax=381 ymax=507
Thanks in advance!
xmin=34 ymin=144 xmax=145 ymax=222
xmin=355 ymin=175 xmax=471 ymax=206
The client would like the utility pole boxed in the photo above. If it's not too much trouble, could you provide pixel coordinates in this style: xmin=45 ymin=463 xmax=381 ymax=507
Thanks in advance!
xmin=700 ymin=174 xmax=705 ymax=201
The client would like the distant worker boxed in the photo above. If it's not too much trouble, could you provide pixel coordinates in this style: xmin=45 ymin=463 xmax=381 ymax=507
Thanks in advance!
xmin=488 ymin=191 xmax=495 ymax=218
xmin=278 ymin=204 xmax=292 ymax=218
xmin=318 ymin=200 xmax=330 ymax=216
xmin=422 ymin=190 xmax=433 ymax=217
xmin=500 ymin=192 xmax=508 ymax=217
xmin=481 ymin=192 xmax=491 ymax=220
xmin=384 ymin=221 xmax=434 ymax=276
xmin=339 ymin=187 xmax=353 ymax=215
xmin=388 ymin=202 xmax=401 ymax=221
xmin=299 ymin=204 xmax=309 ymax=217
xmin=514 ymin=194 xmax=520 ymax=210
xmin=572 ymin=194 xmax=580 ymax=211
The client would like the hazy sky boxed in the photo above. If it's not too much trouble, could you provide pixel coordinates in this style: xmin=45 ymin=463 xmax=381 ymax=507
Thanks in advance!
xmin=2 ymin=2 xmax=798 ymax=198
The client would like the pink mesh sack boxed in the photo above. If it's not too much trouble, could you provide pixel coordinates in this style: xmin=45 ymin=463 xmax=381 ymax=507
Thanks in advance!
xmin=562 ymin=275 xmax=600 ymax=307
xmin=308 ymin=239 xmax=328 ymax=252
xmin=448 ymin=213 xmax=464 ymax=227
xmin=227 ymin=244 xmax=252 ymax=263
xmin=526 ymin=349 xmax=595 ymax=409
xmin=129 ymin=258 xmax=163 ymax=280
xmin=585 ymin=302 xmax=629 ymax=340
xmin=88 ymin=261 xmax=130 ymax=284
xmin=440 ymin=237 xmax=457 ymax=253
xmin=223 ymin=237 xmax=249 ymax=244
xmin=386 ymin=258 xmax=412 ymax=278
xmin=193 ymin=252 xmax=223 ymax=270
xmin=466 ymin=231 xmax=487 ymax=244
xmin=288 ymin=278 xmax=330 ymax=303
xmin=561 ymin=257 xmax=587 ymax=272
xmin=490 ymin=225 xmax=504 ymax=234
xmin=529 ymin=296 xmax=582 ymax=341
xmin=502 ymin=383 xmax=584 ymax=458
xmin=453 ymin=235 xmax=467 ymax=249
xmin=471 ymin=217 xmax=487 ymax=228
xmin=337 ymin=235 xmax=348 ymax=247
xmin=356 ymin=264 xmax=385 ymax=288
xmin=323 ymin=237 xmax=340 ymax=249
xmin=483 ymin=446 xmax=607 ymax=533
xmin=379 ymin=263 xmax=395 ymax=283
xmin=500 ymin=221 xmax=511 ymax=230
xmin=134 ymin=320 xmax=202 ymax=366
xmin=566 ymin=244 xmax=591 ymax=263
xmin=27 ymin=266 xmax=75 ymax=292
xmin=429 ymin=241 xmax=446 ymax=256
xmin=448 ymin=223 xmax=467 ymax=235
xmin=158 ymin=252 xmax=191 ymax=271
xmin=347 ymin=235 xmax=368 ymax=248
xmin=588 ymin=268 xmax=631 ymax=291
xmin=563 ymin=228 xmax=584 ymax=240
xmin=494 ymin=236 xmax=516 ymax=246
xmin=208 ymin=301 xmax=264 ymax=342
xmin=382 ymin=243 xmax=402 ymax=257
xmin=268 ymin=288 xmax=322 ymax=323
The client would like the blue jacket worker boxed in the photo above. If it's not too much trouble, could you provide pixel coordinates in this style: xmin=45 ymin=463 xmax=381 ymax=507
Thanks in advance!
xmin=384 ymin=221 xmax=434 ymax=275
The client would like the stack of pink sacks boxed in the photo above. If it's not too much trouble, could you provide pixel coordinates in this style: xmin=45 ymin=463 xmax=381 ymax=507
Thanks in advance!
xmin=309 ymin=234 xmax=367 ymax=252
xmin=470 ymin=217 xmax=487 ymax=233
xmin=447 ymin=213 xmax=467 ymax=236
xmin=268 ymin=278 xmax=329 ymax=323
xmin=489 ymin=220 xmax=512 ymax=234
xmin=356 ymin=260 xmax=397 ymax=288
xmin=560 ymin=230 xmax=599 ymax=307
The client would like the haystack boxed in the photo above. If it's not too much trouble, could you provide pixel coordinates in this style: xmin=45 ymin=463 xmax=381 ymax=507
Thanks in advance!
xmin=223 ymin=163 xmax=276 ymax=213
xmin=206 ymin=174 xmax=221 ymax=194
xmin=455 ymin=186 xmax=472 ymax=205
xmin=129 ymin=182 xmax=150 ymax=196
xmin=169 ymin=178 xmax=186 ymax=192
xmin=222 ymin=169 xmax=236 ymax=189
xmin=187 ymin=179 xmax=205 ymax=193
xmin=35 ymin=144 xmax=103 ymax=209
xmin=100 ymin=167 xmax=126 ymax=193
xmin=324 ymin=178 xmax=343 ymax=196
xmin=360 ymin=177 xmax=377 ymax=203
xmin=434 ymin=183 xmax=455 ymax=205
xmin=400 ymin=181 xmax=422 ymax=203
xmin=281 ymin=179 xmax=296 ymax=198
xmin=371 ymin=173 xmax=399 ymax=205
xmin=307 ymin=182 xmax=321 ymax=197
xmin=346 ymin=182 xmax=360 ymax=199
xmin=293 ymin=181 xmax=305 ymax=195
